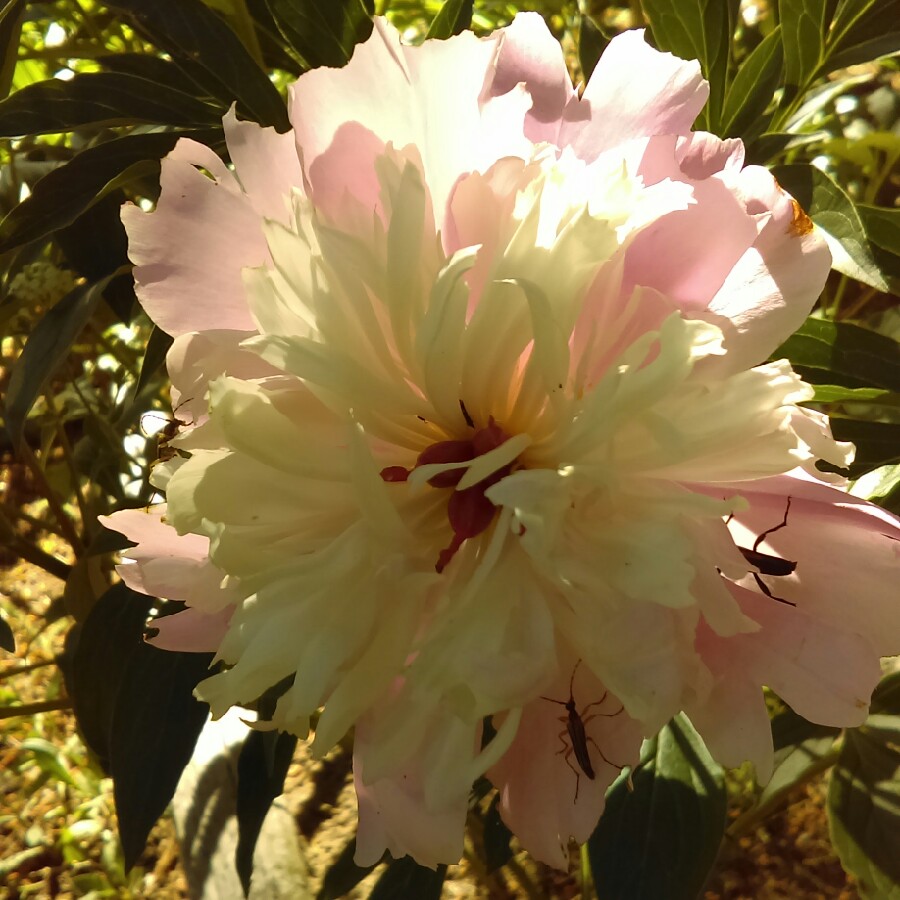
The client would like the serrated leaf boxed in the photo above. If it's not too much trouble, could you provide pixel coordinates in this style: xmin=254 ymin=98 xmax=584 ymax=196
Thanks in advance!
xmin=0 ymin=609 xmax=14 ymax=652
xmin=316 ymin=839 xmax=377 ymax=900
xmin=265 ymin=0 xmax=373 ymax=69
xmin=368 ymin=856 xmax=446 ymax=900
xmin=106 ymin=0 xmax=288 ymax=129
xmin=110 ymin=643 xmax=213 ymax=870
xmin=425 ymin=0 xmax=473 ymax=39
xmin=779 ymin=0 xmax=827 ymax=88
xmin=0 ymin=129 xmax=221 ymax=255
xmin=771 ymin=164 xmax=891 ymax=292
xmin=0 ymin=72 xmax=222 ymax=137
xmin=828 ymin=695 xmax=900 ymax=899
xmin=4 ymin=270 xmax=125 ymax=449
xmin=588 ymin=714 xmax=726 ymax=900
xmin=235 ymin=729 xmax=298 ymax=895
xmin=719 ymin=26 xmax=783 ymax=138
xmin=641 ymin=0 xmax=737 ymax=130
xmin=65 ymin=583 xmax=154 ymax=772
xmin=773 ymin=318 xmax=900 ymax=391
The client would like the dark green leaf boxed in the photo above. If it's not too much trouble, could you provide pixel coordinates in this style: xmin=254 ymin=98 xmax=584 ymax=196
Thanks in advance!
xmin=779 ymin=0 xmax=827 ymax=88
xmin=858 ymin=204 xmax=900 ymax=255
xmin=0 ymin=129 xmax=221 ymax=255
xmin=235 ymin=729 xmax=298 ymax=895
xmin=719 ymin=26 xmax=784 ymax=138
xmin=771 ymin=164 xmax=891 ymax=292
xmin=316 ymin=838 xmax=378 ymax=900
xmin=0 ymin=0 xmax=25 ymax=101
xmin=773 ymin=318 xmax=900 ymax=391
xmin=0 ymin=72 xmax=222 ymax=137
xmin=483 ymin=795 xmax=514 ymax=873
xmin=369 ymin=856 xmax=446 ymax=900
xmin=578 ymin=14 xmax=609 ymax=84
xmin=65 ymin=582 xmax=154 ymax=771
xmin=828 ymin=694 xmax=900 ymax=899
xmin=0 ymin=609 xmax=14 ymax=652
xmin=99 ymin=52 xmax=221 ymax=97
xmin=425 ymin=0 xmax=473 ymax=39
xmin=106 ymin=0 xmax=288 ymax=129
xmin=826 ymin=0 xmax=900 ymax=70
xmin=4 ymin=270 xmax=124 ymax=448
xmin=265 ymin=0 xmax=373 ymax=69
xmin=588 ymin=714 xmax=726 ymax=900
xmin=828 ymin=419 xmax=900 ymax=477
xmin=641 ymin=0 xmax=737 ymax=130
xmin=133 ymin=326 xmax=174 ymax=401
xmin=110 ymin=643 xmax=213 ymax=870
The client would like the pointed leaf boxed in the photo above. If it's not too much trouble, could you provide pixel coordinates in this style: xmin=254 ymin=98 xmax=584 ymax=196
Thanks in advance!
xmin=110 ymin=643 xmax=213 ymax=870
xmin=779 ymin=0 xmax=827 ymax=89
xmin=0 ymin=609 xmax=14 ymax=653
xmin=825 ymin=0 xmax=900 ymax=70
xmin=588 ymin=714 xmax=726 ymax=900
xmin=265 ymin=0 xmax=373 ymax=69
xmin=65 ymin=582 xmax=154 ymax=772
xmin=578 ymin=14 xmax=609 ymax=84
xmin=771 ymin=163 xmax=891 ymax=292
xmin=641 ymin=0 xmax=738 ymax=129
xmin=317 ymin=839 xmax=377 ymax=900
xmin=0 ymin=129 xmax=222 ymax=255
xmin=0 ymin=0 xmax=25 ymax=101
xmin=719 ymin=26 xmax=783 ymax=138
xmin=369 ymin=856 xmax=447 ymax=900
xmin=425 ymin=0 xmax=473 ymax=39
xmin=828 ymin=675 xmax=900 ymax=899
xmin=106 ymin=0 xmax=288 ymax=129
xmin=4 ymin=270 xmax=125 ymax=448
xmin=235 ymin=729 xmax=298 ymax=895
xmin=828 ymin=419 xmax=900 ymax=477
xmin=773 ymin=318 xmax=900 ymax=391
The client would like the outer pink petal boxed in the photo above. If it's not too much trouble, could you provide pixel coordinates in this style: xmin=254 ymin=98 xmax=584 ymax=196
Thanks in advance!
xmin=489 ymin=12 xmax=576 ymax=143
xmin=290 ymin=19 xmax=529 ymax=222
xmin=148 ymin=606 xmax=233 ymax=653
xmin=488 ymin=668 xmax=643 ymax=868
xmin=123 ymin=139 xmax=263 ymax=336
xmin=698 ymin=472 xmax=900 ymax=655
xmin=99 ymin=506 xmax=236 ymax=612
xmin=560 ymin=29 xmax=708 ymax=161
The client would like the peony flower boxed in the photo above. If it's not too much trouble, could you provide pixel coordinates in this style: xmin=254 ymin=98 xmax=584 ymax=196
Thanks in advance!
xmin=103 ymin=15 xmax=900 ymax=869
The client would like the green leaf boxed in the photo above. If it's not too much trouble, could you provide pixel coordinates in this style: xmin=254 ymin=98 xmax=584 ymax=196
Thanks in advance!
xmin=779 ymin=0 xmax=827 ymax=89
xmin=483 ymin=794 xmax=514 ymax=873
xmin=578 ymin=14 xmax=609 ymax=84
xmin=110 ymin=642 xmax=213 ymax=870
xmin=425 ymin=0 xmax=473 ymax=39
xmin=133 ymin=326 xmax=174 ymax=401
xmin=106 ymin=0 xmax=288 ymax=129
xmin=4 ymin=270 xmax=125 ymax=449
xmin=0 ymin=129 xmax=221 ymax=255
xmin=0 ymin=0 xmax=25 ymax=101
xmin=858 ymin=204 xmax=900 ymax=255
xmin=828 ymin=684 xmax=900 ymax=899
xmin=235 ymin=729 xmax=298 ymax=895
xmin=316 ymin=839 xmax=377 ymax=900
xmin=265 ymin=0 xmax=373 ymax=69
xmin=640 ymin=0 xmax=737 ymax=130
xmin=811 ymin=385 xmax=895 ymax=403
xmin=828 ymin=419 xmax=900 ymax=477
xmin=825 ymin=0 xmax=900 ymax=70
xmin=0 ymin=72 xmax=223 ymax=136
xmin=719 ymin=26 xmax=784 ymax=138
xmin=368 ymin=856 xmax=447 ymax=900
xmin=774 ymin=318 xmax=900 ymax=391
xmin=64 ymin=582 xmax=154 ymax=772
xmin=99 ymin=52 xmax=223 ymax=97
xmin=0 ymin=609 xmax=14 ymax=653
xmin=851 ymin=463 xmax=900 ymax=509
xmin=588 ymin=714 xmax=726 ymax=900
xmin=771 ymin=163 xmax=891 ymax=293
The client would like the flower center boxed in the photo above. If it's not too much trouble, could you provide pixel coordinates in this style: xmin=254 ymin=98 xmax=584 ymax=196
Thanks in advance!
xmin=380 ymin=416 xmax=516 ymax=572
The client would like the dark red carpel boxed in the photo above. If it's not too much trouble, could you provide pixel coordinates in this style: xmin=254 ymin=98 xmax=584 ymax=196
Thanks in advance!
xmin=380 ymin=417 xmax=518 ymax=573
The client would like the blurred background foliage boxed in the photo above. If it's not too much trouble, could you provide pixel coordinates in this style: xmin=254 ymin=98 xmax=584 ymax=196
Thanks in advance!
xmin=0 ymin=0 xmax=898 ymax=897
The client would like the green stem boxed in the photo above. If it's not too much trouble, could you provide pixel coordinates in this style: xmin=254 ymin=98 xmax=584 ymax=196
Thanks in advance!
xmin=17 ymin=443 xmax=83 ymax=555
xmin=0 ymin=657 xmax=61 ymax=682
xmin=0 ymin=697 xmax=72 ymax=719
xmin=0 ymin=508 xmax=72 ymax=580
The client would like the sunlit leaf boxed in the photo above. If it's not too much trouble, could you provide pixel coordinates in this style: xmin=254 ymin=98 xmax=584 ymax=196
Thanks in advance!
xmin=588 ymin=714 xmax=726 ymax=900
xmin=265 ymin=0 xmax=373 ymax=69
xmin=719 ymin=26 xmax=783 ymax=138
xmin=779 ymin=0 xmax=826 ymax=90
xmin=828 ymin=674 xmax=900 ymax=900
xmin=771 ymin=164 xmax=891 ymax=293
xmin=425 ymin=0 xmax=473 ymax=39
xmin=0 ymin=72 xmax=223 ymax=136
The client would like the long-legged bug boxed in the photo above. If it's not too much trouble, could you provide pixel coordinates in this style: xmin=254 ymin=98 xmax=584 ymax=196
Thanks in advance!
xmin=729 ymin=497 xmax=797 ymax=606
xmin=541 ymin=659 xmax=625 ymax=800
xmin=140 ymin=398 xmax=193 ymax=465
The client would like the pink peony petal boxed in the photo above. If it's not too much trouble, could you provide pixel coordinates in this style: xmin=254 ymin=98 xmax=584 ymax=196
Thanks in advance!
xmin=148 ymin=606 xmax=233 ymax=653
